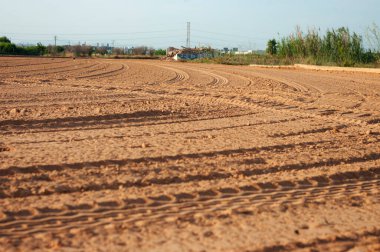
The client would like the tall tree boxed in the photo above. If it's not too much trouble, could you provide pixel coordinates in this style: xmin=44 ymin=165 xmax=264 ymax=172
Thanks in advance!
xmin=266 ymin=39 xmax=278 ymax=55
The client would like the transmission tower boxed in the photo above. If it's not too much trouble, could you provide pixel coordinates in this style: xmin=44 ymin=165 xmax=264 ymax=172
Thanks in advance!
xmin=186 ymin=22 xmax=191 ymax=48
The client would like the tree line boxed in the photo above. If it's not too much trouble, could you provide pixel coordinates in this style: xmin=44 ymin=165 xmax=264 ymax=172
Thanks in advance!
xmin=0 ymin=36 xmax=166 ymax=57
xmin=0 ymin=36 xmax=47 ymax=55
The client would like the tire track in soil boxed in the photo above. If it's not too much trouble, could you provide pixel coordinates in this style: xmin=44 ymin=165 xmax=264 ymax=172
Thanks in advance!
xmin=135 ymin=62 xmax=190 ymax=85
xmin=0 ymin=116 xmax=300 ymax=146
xmin=76 ymin=63 xmax=128 ymax=79
xmin=0 ymin=168 xmax=378 ymax=238
xmin=257 ymin=229 xmax=380 ymax=252
xmin=142 ymin=88 xmax=379 ymax=129
xmin=0 ymin=60 xmax=88 ymax=76
xmin=242 ymin=67 xmax=380 ymax=118
xmin=71 ymin=62 xmax=112 ymax=78
xmin=0 ymin=59 xmax=70 ymax=68
xmin=244 ymin=67 xmax=318 ymax=93
xmin=55 ymin=62 xmax=106 ymax=77
xmin=168 ymin=64 xmax=230 ymax=86
xmin=22 ymin=62 xmax=108 ymax=78
xmin=0 ymin=111 xmax=262 ymax=135
xmin=117 ymin=63 xmax=378 ymax=128
xmin=203 ymin=65 xmax=313 ymax=93
xmin=2 ymin=146 xmax=380 ymax=199
xmin=195 ymin=66 xmax=380 ymax=125
xmin=200 ymin=66 xmax=378 ymax=118
xmin=0 ymin=92 xmax=136 ymax=108
xmin=173 ymin=71 xmax=317 ymax=119
xmin=0 ymin=139 xmax=333 ymax=177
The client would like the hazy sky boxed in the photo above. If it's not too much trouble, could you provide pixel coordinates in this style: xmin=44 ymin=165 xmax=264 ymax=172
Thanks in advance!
xmin=1 ymin=0 xmax=379 ymax=50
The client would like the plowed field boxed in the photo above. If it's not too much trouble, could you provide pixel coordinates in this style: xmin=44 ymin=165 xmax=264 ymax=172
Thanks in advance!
xmin=1 ymin=57 xmax=380 ymax=251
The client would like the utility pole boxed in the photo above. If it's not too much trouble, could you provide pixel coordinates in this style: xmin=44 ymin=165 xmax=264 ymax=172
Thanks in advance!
xmin=54 ymin=35 xmax=57 ymax=56
xmin=186 ymin=22 xmax=191 ymax=48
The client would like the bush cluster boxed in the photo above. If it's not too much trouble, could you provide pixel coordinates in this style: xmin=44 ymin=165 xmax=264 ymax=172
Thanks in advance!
xmin=268 ymin=27 xmax=379 ymax=66
xmin=0 ymin=36 xmax=46 ymax=55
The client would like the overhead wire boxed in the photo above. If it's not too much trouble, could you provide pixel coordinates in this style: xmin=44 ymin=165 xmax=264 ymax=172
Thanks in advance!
xmin=2 ymin=28 xmax=268 ymax=49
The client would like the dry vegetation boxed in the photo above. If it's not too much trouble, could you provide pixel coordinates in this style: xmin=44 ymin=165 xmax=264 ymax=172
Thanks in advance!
xmin=0 ymin=57 xmax=380 ymax=251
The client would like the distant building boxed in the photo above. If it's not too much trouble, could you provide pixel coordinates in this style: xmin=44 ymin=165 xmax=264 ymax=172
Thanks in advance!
xmin=235 ymin=50 xmax=253 ymax=55
xmin=167 ymin=47 xmax=215 ymax=61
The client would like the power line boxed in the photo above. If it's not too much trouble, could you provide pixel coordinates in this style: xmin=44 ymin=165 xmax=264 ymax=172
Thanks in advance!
xmin=2 ymin=29 xmax=268 ymax=41
xmin=7 ymin=35 xmax=186 ymax=44
xmin=58 ymin=35 xmax=185 ymax=42
xmin=4 ymin=28 xmax=269 ymax=49
xmin=192 ymin=29 xmax=267 ymax=40
xmin=191 ymin=35 xmax=254 ymax=43
xmin=9 ymin=34 xmax=257 ymax=44
xmin=1 ymin=29 xmax=183 ymax=37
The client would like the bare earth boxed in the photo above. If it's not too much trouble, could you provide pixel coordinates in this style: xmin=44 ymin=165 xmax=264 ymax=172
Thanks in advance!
xmin=0 ymin=57 xmax=380 ymax=252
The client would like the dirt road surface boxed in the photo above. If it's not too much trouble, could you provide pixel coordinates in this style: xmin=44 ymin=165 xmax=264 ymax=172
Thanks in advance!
xmin=1 ymin=57 xmax=380 ymax=251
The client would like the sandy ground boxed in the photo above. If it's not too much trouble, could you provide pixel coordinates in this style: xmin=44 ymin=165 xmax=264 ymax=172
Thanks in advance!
xmin=0 ymin=57 xmax=379 ymax=251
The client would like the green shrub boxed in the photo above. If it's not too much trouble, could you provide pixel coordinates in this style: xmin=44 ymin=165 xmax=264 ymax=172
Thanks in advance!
xmin=0 ymin=37 xmax=46 ymax=55
xmin=154 ymin=49 xmax=166 ymax=56
xmin=0 ymin=42 xmax=17 ymax=54
xmin=0 ymin=36 xmax=11 ymax=43
xmin=276 ymin=27 xmax=376 ymax=66
xmin=266 ymin=39 xmax=277 ymax=55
